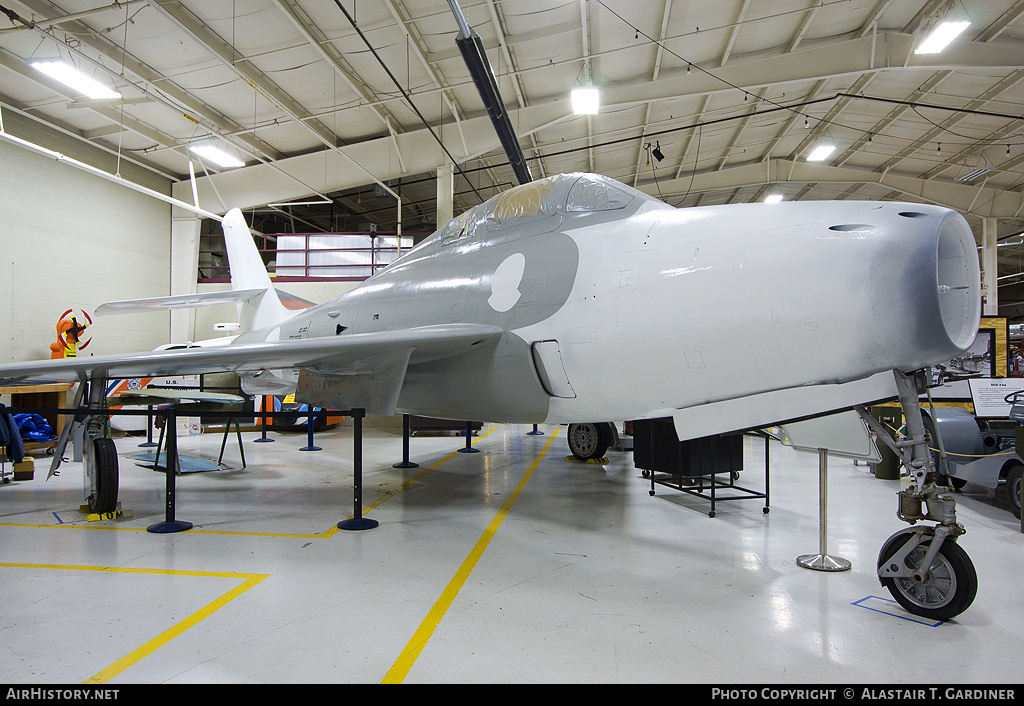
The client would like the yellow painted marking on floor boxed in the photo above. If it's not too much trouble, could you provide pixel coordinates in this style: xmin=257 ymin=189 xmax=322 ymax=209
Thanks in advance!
xmin=0 ymin=562 xmax=268 ymax=684
xmin=381 ymin=429 xmax=560 ymax=684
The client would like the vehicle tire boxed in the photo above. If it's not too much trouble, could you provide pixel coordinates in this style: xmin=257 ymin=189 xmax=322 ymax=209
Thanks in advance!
xmin=87 ymin=437 xmax=119 ymax=514
xmin=567 ymin=422 xmax=611 ymax=461
xmin=1005 ymin=462 xmax=1022 ymax=519
xmin=878 ymin=531 xmax=977 ymax=621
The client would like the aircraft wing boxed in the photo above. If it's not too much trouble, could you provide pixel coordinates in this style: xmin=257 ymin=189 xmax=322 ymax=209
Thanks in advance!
xmin=0 ymin=324 xmax=503 ymax=392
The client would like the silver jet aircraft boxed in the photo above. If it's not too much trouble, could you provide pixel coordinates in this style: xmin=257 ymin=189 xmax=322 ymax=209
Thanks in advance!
xmin=0 ymin=172 xmax=982 ymax=619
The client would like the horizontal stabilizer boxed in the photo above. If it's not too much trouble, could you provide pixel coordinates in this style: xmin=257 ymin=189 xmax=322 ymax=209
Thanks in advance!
xmin=671 ymin=371 xmax=898 ymax=442
xmin=96 ymin=289 xmax=267 ymax=315
xmin=110 ymin=388 xmax=247 ymax=406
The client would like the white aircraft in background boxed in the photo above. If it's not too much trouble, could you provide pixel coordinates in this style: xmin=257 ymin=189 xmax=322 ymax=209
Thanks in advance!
xmin=0 ymin=172 xmax=982 ymax=619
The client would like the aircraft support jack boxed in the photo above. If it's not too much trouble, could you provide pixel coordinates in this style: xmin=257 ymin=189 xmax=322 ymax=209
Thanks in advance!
xmin=797 ymin=448 xmax=851 ymax=572
xmin=856 ymin=370 xmax=978 ymax=620
xmin=337 ymin=409 xmax=378 ymax=531
xmin=300 ymin=409 xmax=322 ymax=452
xmin=458 ymin=421 xmax=480 ymax=453
xmin=393 ymin=414 xmax=419 ymax=469
xmin=147 ymin=407 xmax=193 ymax=534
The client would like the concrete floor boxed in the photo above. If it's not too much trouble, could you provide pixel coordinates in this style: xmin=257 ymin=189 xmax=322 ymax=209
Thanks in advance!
xmin=0 ymin=420 xmax=1021 ymax=684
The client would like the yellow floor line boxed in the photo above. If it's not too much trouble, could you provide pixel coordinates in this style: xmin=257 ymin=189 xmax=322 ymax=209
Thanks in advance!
xmin=380 ymin=429 xmax=560 ymax=684
xmin=0 ymin=562 xmax=268 ymax=684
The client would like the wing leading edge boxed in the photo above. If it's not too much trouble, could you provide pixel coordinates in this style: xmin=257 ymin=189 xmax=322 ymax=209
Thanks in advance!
xmin=0 ymin=324 xmax=503 ymax=415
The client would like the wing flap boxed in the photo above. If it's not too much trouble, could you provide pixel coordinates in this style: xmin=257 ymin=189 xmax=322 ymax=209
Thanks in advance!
xmin=0 ymin=324 xmax=504 ymax=387
xmin=297 ymin=349 xmax=413 ymax=416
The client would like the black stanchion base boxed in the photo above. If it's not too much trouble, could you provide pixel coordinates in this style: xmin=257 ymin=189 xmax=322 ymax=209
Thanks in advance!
xmin=457 ymin=446 xmax=480 ymax=453
xmin=300 ymin=445 xmax=322 ymax=451
xmin=147 ymin=520 xmax=193 ymax=534
xmin=393 ymin=461 xmax=419 ymax=468
xmin=253 ymin=437 xmax=275 ymax=443
xmin=337 ymin=517 xmax=379 ymax=531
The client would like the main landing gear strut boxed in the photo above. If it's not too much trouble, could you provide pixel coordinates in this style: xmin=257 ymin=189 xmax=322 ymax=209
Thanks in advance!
xmin=857 ymin=370 xmax=978 ymax=621
xmin=80 ymin=382 xmax=119 ymax=515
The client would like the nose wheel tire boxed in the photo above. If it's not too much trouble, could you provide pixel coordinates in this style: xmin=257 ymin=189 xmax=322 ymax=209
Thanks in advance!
xmin=878 ymin=532 xmax=977 ymax=621
xmin=567 ymin=422 xmax=612 ymax=461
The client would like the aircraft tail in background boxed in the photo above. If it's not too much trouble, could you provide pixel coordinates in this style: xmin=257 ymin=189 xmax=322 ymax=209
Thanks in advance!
xmin=221 ymin=207 xmax=292 ymax=332
xmin=96 ymin=208 xmax=303 ymax=334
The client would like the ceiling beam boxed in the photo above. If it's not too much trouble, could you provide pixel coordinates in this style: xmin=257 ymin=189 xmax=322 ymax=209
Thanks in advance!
xmin=149 ymin=0 xmax=340 ymax=150
xmin=644 ymin=158 xmax=1024 ymax=220
xmin=175 ymin=31 xmax=1024 ymax=211
xmin=10 ymin=0 xmax=285 ymax=166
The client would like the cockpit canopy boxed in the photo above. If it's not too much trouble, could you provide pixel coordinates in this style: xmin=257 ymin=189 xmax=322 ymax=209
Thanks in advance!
xmin=437 ymin=173 xmax=659 ymax=246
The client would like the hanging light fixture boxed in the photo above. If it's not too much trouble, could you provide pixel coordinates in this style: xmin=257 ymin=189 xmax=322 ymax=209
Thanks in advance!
xmin=572 ymin=86 xmax=600 ymax=115
xmin=807 ymin=143 xmax=836 ymax=162
xmin=571 ymin=62 xmax=599 ymax=115
xmin=915 ymin=21 xmax=971 ymax=54
xmin=189 ymin=144 xmax=245 ymax=169
xmin=30 ymin=60 xmax=121 ymax=100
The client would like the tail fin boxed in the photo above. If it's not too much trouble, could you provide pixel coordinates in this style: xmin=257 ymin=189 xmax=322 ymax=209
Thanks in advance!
xmin=222 ymin=208 xmax=291 ymax=331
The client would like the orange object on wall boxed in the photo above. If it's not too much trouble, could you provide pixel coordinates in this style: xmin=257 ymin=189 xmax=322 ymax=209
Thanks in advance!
xmin=50 ymin=310 xmax=92 ymax=359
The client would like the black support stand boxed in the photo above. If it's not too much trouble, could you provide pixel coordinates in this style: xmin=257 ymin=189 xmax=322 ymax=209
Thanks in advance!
xmin=254 ymin=395 xmax=274 ymax=443
xmin=139 ymin=405 xmax=158 ymax=448
xmin=337 ymin=409 xmax=379 ymax=530
xmin=457 ymin=420 xmax=480 ymax=453
xmin=393 ymin=414 xmax=419 ymax=469
xmin=300 ymin=408 xmax=322 ymax=452
xmin=147 ymin=408 xmax=193 ymax=534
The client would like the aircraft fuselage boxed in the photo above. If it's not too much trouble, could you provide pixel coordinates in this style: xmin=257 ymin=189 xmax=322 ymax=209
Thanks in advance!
xmin=234 ymin=174 xmax=979 ymax=433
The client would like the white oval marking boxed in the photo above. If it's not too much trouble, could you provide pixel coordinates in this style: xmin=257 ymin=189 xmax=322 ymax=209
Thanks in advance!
xmin=488 ymin=253 xmax=526 ymax=312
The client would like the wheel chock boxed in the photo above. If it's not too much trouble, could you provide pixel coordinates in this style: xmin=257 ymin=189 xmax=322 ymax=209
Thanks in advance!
xmin=79 ymin=502 xmax=134 ymax=522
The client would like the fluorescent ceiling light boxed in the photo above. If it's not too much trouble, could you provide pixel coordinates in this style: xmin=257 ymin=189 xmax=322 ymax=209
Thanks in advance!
xmin=571 ymin=86 xmax=599 ymax=115
xmin=30 ymin=60 xmax=120 ymax=100
xmin=268 ymin=199 xmax=332 ymax=207
xmin=189 ymin=145 xmax=245 ymax=169
xmin=807 ymin=144 xmax=836 ymax=162
xmin=956 ymin=167 xmax=992 ymax=183
xmin=764 ymin=194 xmax=783 ymax=204
xmin=915 ymin=21 xmax=971 ymax=54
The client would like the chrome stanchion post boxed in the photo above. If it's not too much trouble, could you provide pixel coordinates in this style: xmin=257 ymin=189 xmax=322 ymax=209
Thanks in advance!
xmin=797 ymin=448 xmax=851 ymax=572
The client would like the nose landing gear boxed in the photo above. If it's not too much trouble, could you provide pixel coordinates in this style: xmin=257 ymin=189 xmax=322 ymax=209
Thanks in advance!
xmin=857 ymin=369 xmax=978 ymax=621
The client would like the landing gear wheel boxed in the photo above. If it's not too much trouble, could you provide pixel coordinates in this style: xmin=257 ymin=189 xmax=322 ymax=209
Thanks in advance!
xmin=86 ymin=437 xmax=119 ymax=514
xmin=878 ymin=532 xmax=977 ymax=621
xmin=1005 ymin=462 xmax=1022 ymax=519
xmin=567 ymin=422 xmax=612 ymax=461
